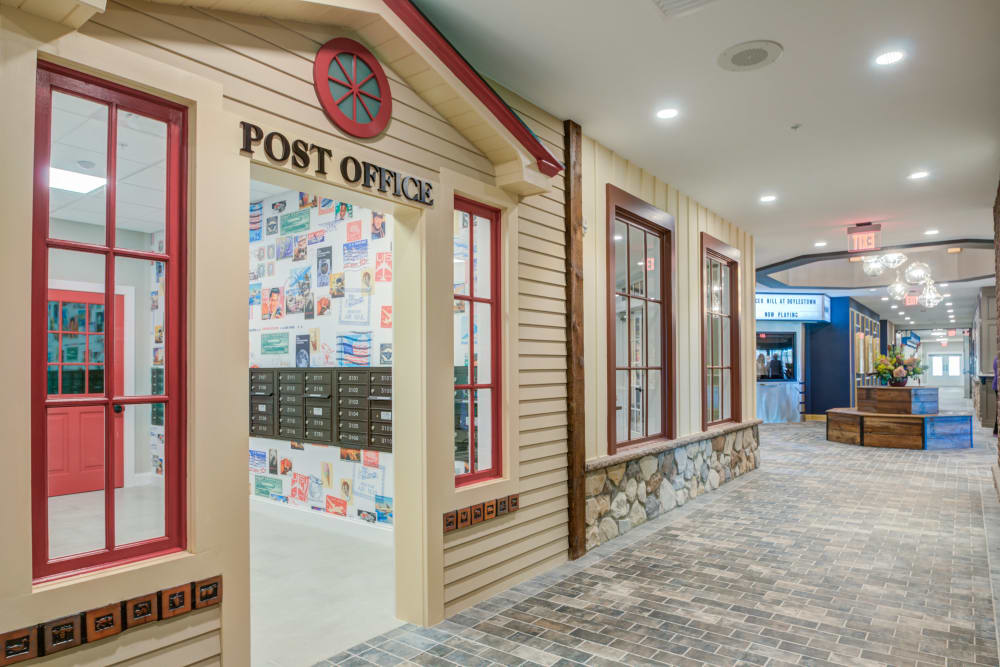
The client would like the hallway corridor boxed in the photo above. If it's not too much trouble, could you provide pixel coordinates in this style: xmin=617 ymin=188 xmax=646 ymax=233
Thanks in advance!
xmin=327 ymin=421 xmax=1000 ymax=666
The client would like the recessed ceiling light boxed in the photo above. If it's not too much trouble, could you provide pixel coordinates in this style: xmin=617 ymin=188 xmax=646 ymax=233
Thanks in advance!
xmin=868 ymin=288 xmax=876 ymax=292
xmin=898 ymin=311 xmax=906 ymax=316
xmin=945 ymin=302 xmax=952 ymax=306
xmin=656 ymin=108 xmax=679 ymax=119
xmin=613 ymin=235 xmax=623 ymax=241
xmin=947 ymin=309 xmax=954 ymax=313
xmin=908 ymin=170 xmax=930 ymax=180
xmin=924 ymin=229 xmax=939 ymax=236
xmin=759 ymin=194 xmax=777 ymax=203
xmin=49 ymin=167 xmax=106 ymax=194
xmin=814 ymin=241 xmax=827 ymax=247
xmin=875 ymin=50 xmax=905 ymax=66
xmin=881 ymin=297 xmax=889 ymax=301
xmin=942 ymin=293 xmax=951 ymax=297
xmin=890 ymin=304 xmax=897 ymax=309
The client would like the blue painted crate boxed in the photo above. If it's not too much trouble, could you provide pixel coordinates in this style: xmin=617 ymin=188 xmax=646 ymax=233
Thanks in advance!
xmin=923 ymin=416 xmax=972 ymax=450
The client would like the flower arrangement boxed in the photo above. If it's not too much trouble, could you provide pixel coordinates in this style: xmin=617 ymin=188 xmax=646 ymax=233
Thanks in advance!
xmin=874 ymin=344 xmax=925 ymax=387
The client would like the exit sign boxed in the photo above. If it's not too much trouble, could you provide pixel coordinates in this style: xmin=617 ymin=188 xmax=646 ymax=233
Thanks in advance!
xmin=904 ymin=294 xmax=918 ymax=306
xmin=847 ymin=223 xmax=882 ymax=252
xmin=948 ymin=329 xmax=957 ymax=336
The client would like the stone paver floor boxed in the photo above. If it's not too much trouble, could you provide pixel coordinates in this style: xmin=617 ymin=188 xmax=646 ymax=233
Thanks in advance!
xmin=323 ymin=420 xmax=1000 ymax=666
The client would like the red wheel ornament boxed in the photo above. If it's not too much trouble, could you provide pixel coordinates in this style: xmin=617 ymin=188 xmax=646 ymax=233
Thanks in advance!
xmin=313 ymin=37 xmax=392 ymax=139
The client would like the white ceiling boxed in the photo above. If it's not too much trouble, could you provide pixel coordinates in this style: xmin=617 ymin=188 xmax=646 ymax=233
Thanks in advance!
xmin=50 ymin=91 xmax=166 ymax=235
xmin=414 ymin=0 xmax=1000 ymax=268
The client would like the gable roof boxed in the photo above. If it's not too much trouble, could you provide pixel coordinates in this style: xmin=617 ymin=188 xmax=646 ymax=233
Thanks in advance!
xmin=382 ymin=0 xmax=563 ymax=177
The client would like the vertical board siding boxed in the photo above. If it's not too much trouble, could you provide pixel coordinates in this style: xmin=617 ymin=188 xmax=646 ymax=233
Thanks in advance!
xmin=581 ymin=138 xmax=757 ymax=461
xmin=443 ymin=85 xmax=568 ymax=615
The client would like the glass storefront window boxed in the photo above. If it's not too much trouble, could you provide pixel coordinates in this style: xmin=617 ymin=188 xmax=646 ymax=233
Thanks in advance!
xmin=756 ymin=332 xmax=795 ymax=380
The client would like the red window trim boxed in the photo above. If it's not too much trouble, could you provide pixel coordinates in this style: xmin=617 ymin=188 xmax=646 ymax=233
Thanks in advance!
xmin=700 ymin=233 xmax=742 ymax=431
xmin=31 ymin=61 xmax=188 ymax=582
xmin=312 ymin=37 xmax=393 ymax=139
xmin=605 ymin=185 xmax=677 ymax=455
xmin=454 ymin=196 xmax=502 ymax=486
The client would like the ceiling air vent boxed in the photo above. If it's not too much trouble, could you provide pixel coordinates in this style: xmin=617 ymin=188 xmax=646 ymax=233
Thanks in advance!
xmin=718 ymin=40 xmax=784 ymax=72
xmin=650 ymin=0 xmax=720 ymax=19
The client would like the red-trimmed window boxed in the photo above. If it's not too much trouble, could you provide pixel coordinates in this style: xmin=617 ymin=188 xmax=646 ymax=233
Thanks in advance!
xmin=453 ymin=197 xmax=502 ymax=485
xmin=701 ymin=233 xmax=741 ymax=430
xmin=32 ymin=62 xmax=186 ymax=580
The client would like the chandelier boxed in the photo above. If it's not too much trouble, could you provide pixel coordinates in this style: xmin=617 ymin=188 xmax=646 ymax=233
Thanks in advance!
xmin=887 ymin=274 xmax=908 ymax=301
xmin=917 ymin=281 xmax=943 ymax=308
xmin=862 ymin=256 xmax=886 ymax=277
xmin=904 ymin=261 xmax=931 ymax=285
xmin=880 ymin=252 xmax=907 ymax=269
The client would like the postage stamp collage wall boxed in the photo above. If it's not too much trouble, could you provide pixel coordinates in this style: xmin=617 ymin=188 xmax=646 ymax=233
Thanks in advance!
xmin=248 ymin=186 xmax=393 ymax=527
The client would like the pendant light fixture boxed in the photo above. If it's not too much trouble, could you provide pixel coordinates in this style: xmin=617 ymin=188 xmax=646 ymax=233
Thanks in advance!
xmin=862 ymin=255 xmax=886 ymax=277
xmin=887 ymin=273 xmax=908 ymax=301
xmin=917 ymin=280 xmax=943 ymax=308
xmin=880 ymin=252 xmax=907 ymax=269
xmin=904 ymin=261 xmax=931 ymax=285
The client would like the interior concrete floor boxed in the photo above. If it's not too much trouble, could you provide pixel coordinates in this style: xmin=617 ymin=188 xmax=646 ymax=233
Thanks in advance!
xmin=322 ymin=400 xmax=1000 ymax=667
xmin=250 ymin=498 xmax=400 ymax=667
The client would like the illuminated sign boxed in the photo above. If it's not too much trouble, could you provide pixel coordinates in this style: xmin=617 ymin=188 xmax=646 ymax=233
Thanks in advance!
xmin=755 ymin=293 xmax=831 ymax=322
xmin=904 ymin=294 xmax=918 ymax=306
xmin=847 ymin=223 xmax=881 ymax=253
xmin=948 ymin=329 xmax=957 ymax=336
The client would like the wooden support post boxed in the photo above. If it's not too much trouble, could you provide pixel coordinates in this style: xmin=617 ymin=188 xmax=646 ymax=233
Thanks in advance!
xmin=994 ymin=180 xmax=999 ymax=466
xmin=564 ymin=120 xmax=586 ymax=559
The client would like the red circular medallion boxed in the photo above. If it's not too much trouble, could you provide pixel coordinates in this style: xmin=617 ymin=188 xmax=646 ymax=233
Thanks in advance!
xmin=313 ymin=38 xmax=392 ymax=139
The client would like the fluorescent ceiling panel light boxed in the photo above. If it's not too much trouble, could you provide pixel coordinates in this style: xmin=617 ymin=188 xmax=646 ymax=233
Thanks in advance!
xmin=908 ymin=170 xmax=929 ymax=180
xmin=814 ymin=241 xmax=827 ymax=247
xmin=924 ymin=229 xmax=939 ymax=235
xmin=656 ymin=108 xmax=679 ymax=119
xmin=49 ymin=167 xmax=106 ymax=194
xmin=759 ymin=194 xmax=777 ymax=203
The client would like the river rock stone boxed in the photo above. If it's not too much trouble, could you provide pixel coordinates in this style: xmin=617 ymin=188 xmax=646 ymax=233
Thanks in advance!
xmin=708 ymin=468 xmax=720 ymax=490
xmin=644 ymin=493 xmax=660 ymax=519
xmin=628 ymin=499 xmax=647 ymax=526
xmin=585 ymin=497 xmax=600 ymax=525
xmin=610 ymin=492 xmax=629 ymax=518
xmin=625 ymin=478 xmax=638 ymax=503
xmin=639 ymin=455 xmax=658 ymax=481
xmin=599 ymin=517 xmax=618 ymax=541
xmin=607 ymin=463 xmax=627 ymax=486
xmin=586 ymin=525 xmax=600 ymax=550
xmin=585 ymin=469 xmax=607 ymax=496
xmin=637 ymin=480 xmax=647 ymax=503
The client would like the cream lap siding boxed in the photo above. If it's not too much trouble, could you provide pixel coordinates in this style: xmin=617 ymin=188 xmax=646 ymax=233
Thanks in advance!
xmin=582 ymin=138 xmax=757 ymax=461
xmin=79 ymin=0 xmax=496 ymax=184
xmin=442 ymin=85 xmax=570 ymax=616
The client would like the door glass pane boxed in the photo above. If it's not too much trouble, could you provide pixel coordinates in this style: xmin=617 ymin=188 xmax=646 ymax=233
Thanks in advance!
xmin=948 ymin=356 xmax=961 ymax=377
xmin=630 ymin=369 xmax=645 ymax=440
xmin=88 ymin=366 xmax=104 ymax=394
xmin=648 ymin=369 xmax=662 ymax=436
xmin=47 ymin=405 xmax=106 ymax=559
xmin=47 ymin=366 xmax=59 ymax=394
xmin=49 ymin=92 xmax=109 ymax=245
xmin=614 ymin=220 xmax=627 ymax=293
xmin=47 ymin=333 xmax=59 ymax=363
xmin=453 ymin=389 xmax=470 ymax=475
xmin=88 ymin=303 xmax=105 ymax=332
xmin=473 ymin=389 xmax=493 ymax=472
xmin=473 ymin=214 xmax=492 ymax=299
xmin=116 ymin=402 xmax=166 ymax=546
xmin=720 ymin=263 xmax=731 ymax=316
xmin=630 ymin=300 xmax=645 ymax=367
xmin=48 ymin=301 xmax=59 ymax=330
xmin=115 ymin=112 xmax=167 ymax=252
xmin=629 ymin=225 xmax=644 ymax=295
xmin=614 ymin=295 xmax=628 ymax=367
xmin=473 ymin=302 xmax=492 ymax=385
xmin=89 ymin=335 xmax=105 ymax=363
xmin=646 ymin=231 xmax=661 ymax=300
xmin=61 ymin=365 xmax=86 ymax=394
xmin=647 ymin=301 xmax=661 ymax=367
xmin=932 ymin=357 xmax=943 ymax=376
xmin=115 ymin=256 xmax=164 ymax=396
xmin=62 ymin=303 xmax=87 ymax=332
xmin=452 ymin=211 xmax=469 ymax=296
xmin=615 ymin=370 xmax=628 ymax=443
xmin=453 ymin=299 xmax=470 ymax=386
xmin=61 ymin=334 xmax=85 ymax=363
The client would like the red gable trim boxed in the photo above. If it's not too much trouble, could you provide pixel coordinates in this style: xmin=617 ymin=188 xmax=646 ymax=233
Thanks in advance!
xmin=382 ymin=0 xmax=564 ymax=177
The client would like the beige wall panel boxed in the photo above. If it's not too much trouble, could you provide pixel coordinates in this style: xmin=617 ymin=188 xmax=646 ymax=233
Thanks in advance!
xmin=442 ymin=552 xmax=566 ymax=617
xmin=444 ymin=538 xmax=566 ymax=601
xmin=519 ymin=370 xmax=567 ymax=386
xmin=520 ymin=220 xmax=567 ymax=246
xmin=444 ymin=507 xmax=567 ymax=567
xmin=580 ymin=137 xmax=756 ymax=459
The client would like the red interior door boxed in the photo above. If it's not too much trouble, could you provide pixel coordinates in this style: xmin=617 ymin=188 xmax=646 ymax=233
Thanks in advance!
xmin=46 ymin=289 xmax=124 ymax=497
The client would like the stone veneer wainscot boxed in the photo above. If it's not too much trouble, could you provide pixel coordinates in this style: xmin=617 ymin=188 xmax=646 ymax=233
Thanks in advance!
xmin=584 ymin=421 xmax=762 ymax=550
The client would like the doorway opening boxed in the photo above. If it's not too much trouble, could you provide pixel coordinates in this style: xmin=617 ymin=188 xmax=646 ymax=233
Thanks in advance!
xmin=247 ymin=166 xmax=402 ymax=666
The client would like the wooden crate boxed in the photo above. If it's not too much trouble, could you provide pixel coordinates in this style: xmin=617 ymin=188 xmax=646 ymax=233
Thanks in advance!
xmin=924 ymin=416 xmax=973 ymax=450
xmin=856 ymin=386 xmax=938 ymax=415
xmin=827 ymin=411 xmax=861 ymax=445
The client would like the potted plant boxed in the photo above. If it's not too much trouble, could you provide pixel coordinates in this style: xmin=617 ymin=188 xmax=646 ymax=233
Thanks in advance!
xmin=874 ymin=345 xmax=925 ymax=387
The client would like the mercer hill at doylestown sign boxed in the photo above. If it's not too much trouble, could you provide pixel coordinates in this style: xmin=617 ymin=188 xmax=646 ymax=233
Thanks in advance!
xmin=239 ymin=121 xmax=434 ymax=206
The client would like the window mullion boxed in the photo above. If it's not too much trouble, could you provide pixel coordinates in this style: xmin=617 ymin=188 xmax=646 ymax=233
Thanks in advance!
xmin=103 ymin=102 xmax=118 ymax=552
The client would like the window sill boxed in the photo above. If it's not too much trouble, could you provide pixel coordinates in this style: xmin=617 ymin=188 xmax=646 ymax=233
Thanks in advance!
xmin=32 ymin=548 xmax=190 ymax=591
xmin=587 ymin=419 xmax=762 ymax=472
